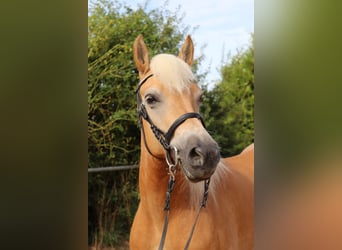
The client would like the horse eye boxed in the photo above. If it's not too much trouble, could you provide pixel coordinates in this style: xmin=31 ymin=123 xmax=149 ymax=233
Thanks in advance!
xmin=145 ymin=94 xmax=158 ymax=106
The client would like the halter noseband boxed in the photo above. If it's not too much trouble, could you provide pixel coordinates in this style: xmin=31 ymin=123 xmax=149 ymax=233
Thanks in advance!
xmin=136 ymin=73 xmax=205 ymax=164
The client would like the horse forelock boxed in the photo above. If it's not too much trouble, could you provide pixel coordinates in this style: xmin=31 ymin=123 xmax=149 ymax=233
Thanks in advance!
xmin=150 ymin=54 xmax=196 ymax=92
xmin=185 ymin=161 xmax=230 ymax=209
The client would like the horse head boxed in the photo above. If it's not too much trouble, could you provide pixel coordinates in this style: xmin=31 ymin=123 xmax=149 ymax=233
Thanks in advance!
xmin=134 ymin=35 xmax=220 ymax=182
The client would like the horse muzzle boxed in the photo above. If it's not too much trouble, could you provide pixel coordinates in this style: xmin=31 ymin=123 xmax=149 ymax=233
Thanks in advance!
xmin=173 ymin=134 xmax=220 ymax=182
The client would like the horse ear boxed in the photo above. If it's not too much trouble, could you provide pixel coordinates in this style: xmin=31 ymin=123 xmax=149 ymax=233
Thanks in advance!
xmin=133 ymin=35 xmax=150 ymax=75
xmin=178 ymin=35 xmax=194 ymax=66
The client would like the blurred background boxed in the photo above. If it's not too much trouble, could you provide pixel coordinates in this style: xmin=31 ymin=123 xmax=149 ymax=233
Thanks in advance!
xmin=1 ymin=0 xmax=341 ymax=249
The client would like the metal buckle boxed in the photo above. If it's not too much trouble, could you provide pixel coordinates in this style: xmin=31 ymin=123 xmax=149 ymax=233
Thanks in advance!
xmin=165 ymin=145 xmax=179 ymax=180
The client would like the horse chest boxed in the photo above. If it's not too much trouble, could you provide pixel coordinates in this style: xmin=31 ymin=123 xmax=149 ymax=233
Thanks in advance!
xmin=143 ymin=208 xmax=235 ymax=249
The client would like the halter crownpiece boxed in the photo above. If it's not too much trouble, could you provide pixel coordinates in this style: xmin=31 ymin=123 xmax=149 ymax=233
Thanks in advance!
xmin=135 ymin=73 xmax=154 ymax=94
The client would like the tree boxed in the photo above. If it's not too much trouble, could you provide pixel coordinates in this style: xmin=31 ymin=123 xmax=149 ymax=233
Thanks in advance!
xmin=202 ymin=36 xmax=254 ymax=157
xmin=88 ymin=0 xmax=203 ymax=247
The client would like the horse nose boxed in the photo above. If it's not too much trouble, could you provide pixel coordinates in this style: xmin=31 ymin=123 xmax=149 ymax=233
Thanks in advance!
xmin=188 ymin=145 xmax=220 ymax=169
xmin=189 ymin=147 xmax=205 ymax=168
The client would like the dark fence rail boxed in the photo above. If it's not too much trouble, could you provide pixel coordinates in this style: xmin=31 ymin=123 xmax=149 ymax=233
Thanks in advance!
xmin=88 ymin=165 xmax=139 ymax=173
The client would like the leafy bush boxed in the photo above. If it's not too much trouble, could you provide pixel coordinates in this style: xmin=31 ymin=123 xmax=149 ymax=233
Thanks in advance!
xmin=202 ymin=37 xmax=254 ymax=157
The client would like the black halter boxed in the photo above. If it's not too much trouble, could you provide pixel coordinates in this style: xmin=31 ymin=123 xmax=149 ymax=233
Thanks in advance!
xmin=136 ymin=73 xmax=210 ymax=250
xmin=136 ymin=73 xmax=205 ymax=161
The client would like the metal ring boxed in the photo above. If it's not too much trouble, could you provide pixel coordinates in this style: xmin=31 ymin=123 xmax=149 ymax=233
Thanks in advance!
xmin=166 ymin=146 xmax=179 ymax=179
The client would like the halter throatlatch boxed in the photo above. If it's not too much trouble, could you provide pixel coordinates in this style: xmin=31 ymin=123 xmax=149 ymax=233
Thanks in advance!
xmin=136 ymin=73 xmax=211 ymax=250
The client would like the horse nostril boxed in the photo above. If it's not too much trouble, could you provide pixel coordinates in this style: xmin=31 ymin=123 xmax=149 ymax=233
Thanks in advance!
xmin=189 ymin=147 xmax=204 ymax=167
xmin=189 ymin=147 xmax=203 ymax=158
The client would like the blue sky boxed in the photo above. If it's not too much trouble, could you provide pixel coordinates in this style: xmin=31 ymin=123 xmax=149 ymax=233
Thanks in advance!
xmin=126 ymin=0 xmax=254 ymax=86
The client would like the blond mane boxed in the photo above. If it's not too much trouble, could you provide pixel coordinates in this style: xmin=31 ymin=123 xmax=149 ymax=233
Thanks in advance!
xmin=150 ymin=54 xmax=196 ymax=92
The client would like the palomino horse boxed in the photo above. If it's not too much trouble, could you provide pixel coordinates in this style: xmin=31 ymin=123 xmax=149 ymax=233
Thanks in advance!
xmin=130 ymin=35 xmax=254 ymax=249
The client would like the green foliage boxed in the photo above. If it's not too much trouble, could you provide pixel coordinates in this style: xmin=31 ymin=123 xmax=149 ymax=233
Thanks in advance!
xmin=202 ymin=36 xmax=254 ymax=156
xmin=88 ymin=0 xmax=199 ymax=247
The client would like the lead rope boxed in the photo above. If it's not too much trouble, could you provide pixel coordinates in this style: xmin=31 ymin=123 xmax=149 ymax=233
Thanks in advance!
xmin=158 ymin=176 xmax=211 ymax=250
xmin=158 ymin=150 xmax=177 ymax=250
xmin=158 ymin=175 xmax=175 ymax=250
xmin=184 ymin=178 xmax=210 ymax=250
